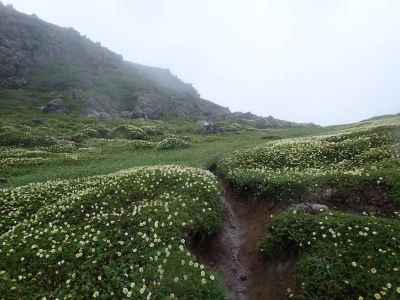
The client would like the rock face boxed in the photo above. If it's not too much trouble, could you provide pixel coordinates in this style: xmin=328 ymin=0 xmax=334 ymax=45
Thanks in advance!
xmin=42 ymin=99 xmax=67 ymax=114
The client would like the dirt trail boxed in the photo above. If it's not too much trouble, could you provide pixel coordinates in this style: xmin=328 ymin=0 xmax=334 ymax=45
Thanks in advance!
xmin=191 ymin=186 xmax=296 ymax=300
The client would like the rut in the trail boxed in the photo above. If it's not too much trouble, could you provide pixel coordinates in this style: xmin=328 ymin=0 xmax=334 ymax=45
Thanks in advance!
xmin=191 ymin=186 xmax=296 ymax=300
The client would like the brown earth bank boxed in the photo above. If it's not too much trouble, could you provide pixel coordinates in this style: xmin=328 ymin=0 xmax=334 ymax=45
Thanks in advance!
xmin=306 ymin=185 xmax=396 ymax=216
xmin=189 ymin=185 xmax=296 ymax=300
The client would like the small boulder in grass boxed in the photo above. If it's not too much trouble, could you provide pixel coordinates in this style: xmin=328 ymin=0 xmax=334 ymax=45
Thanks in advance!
xmin=289 ymin=203 xmax=329 ymax=214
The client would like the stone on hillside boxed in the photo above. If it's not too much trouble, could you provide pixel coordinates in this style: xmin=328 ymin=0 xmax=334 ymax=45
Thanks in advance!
xmin=199 ymin=121 xmax=224 ymax=134
xmin=289 ymin=203 xmax=329 ymax=214
xmin=41 ymin=98 xmax=68 ymax=114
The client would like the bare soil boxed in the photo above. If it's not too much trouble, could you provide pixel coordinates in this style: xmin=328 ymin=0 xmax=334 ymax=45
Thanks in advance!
xmin=190 ymin=186 xmax=296 ymax=300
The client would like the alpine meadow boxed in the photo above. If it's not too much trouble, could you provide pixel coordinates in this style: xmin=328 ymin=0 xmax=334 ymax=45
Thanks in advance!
xmin=0 ymin=2 xmax=399 ymax=300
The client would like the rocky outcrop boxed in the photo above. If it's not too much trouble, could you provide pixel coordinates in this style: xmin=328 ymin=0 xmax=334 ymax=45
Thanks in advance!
xmin=41 ymin=99 xmax=68 ymax=114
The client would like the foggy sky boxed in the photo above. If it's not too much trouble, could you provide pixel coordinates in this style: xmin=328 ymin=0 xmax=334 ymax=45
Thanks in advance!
xmin=5 ymin=0 xmax=400 ymax=125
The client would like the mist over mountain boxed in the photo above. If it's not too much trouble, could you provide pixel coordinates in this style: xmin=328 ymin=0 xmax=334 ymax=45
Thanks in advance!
xmin=0 ymin=3 xmax=316 ymax=127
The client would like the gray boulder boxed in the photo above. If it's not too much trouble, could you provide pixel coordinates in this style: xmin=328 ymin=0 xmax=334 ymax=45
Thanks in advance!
xmin=42 ymin=98 xmax=68 ymax=114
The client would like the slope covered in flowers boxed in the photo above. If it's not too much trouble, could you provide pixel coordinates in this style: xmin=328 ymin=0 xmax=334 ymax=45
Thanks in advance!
xmin=0 ymin=166 xmax=225 ymax=299
xmin=217 ymin=118 xmax=400 ymax=208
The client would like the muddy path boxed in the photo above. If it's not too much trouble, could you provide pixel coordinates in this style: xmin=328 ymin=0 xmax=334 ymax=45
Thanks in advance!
xmin=191 ymin=185 xmax=296 ymax=300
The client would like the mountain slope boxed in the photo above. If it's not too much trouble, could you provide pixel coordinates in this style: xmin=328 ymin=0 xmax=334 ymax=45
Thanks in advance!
xmin=0 ymin=3 xmax=317 ymax=127
xmin=0 ymin=3 xmax=231 ymax=119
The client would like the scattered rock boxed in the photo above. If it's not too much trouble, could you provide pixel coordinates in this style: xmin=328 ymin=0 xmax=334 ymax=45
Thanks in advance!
xmin=289 ymin=203 xmax=329 ymax=214
xmin=199 ymin=121 xmax=224 ymax=134
xmin=42 ymin=98 xmax=68 ymax=114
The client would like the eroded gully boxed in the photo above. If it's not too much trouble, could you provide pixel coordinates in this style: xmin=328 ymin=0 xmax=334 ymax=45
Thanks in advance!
xmin=191 ymin=185 xmax=296 ymax=300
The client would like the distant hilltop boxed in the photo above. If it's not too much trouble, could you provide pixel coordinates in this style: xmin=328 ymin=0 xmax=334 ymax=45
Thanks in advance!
xmin=361 ymin=113 xmax=400 ymax=122
xmin=0 ymin=3 xmax=318 ymax=127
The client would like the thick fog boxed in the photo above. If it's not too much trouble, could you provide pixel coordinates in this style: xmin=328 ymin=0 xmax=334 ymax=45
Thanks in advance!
xmin=5 ymin=0 xmax=400 ymax=125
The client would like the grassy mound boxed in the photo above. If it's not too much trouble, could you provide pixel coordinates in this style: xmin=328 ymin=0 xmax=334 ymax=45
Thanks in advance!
xmin=262 ymin=211 xmax=400 ymax=300
xmin=217 ymin=120 xmax=400 ymax=208
xmin=0 ymin=166 xmax=225 ymax=299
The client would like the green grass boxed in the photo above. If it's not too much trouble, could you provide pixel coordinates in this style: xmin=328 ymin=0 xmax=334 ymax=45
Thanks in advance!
xmin=1 ymin=131 xmax=271 ymax=188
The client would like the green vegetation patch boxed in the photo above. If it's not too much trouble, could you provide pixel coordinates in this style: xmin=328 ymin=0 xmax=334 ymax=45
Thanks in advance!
xmin=262 ymin=211 xmax=400 ymax=300
xmin=0 ymin=166 xmax=225 ymax=299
